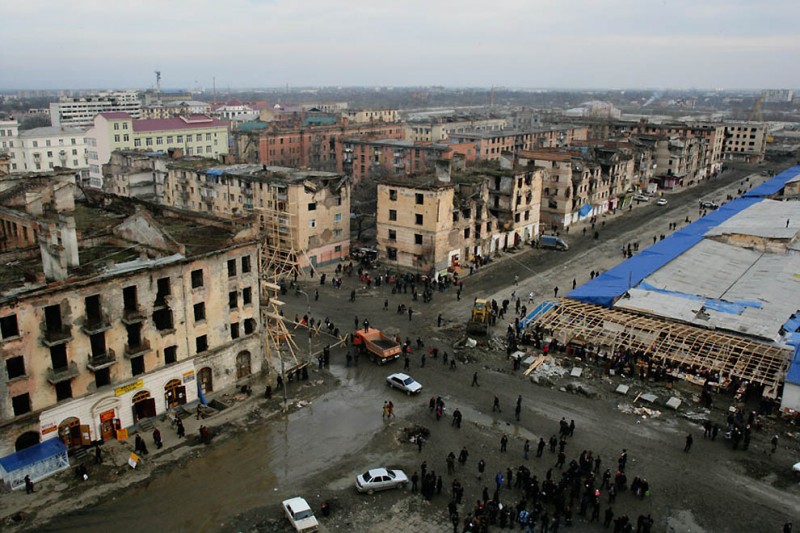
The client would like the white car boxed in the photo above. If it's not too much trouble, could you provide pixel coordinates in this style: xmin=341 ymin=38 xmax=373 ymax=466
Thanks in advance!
xmin=356 ymin=467 xmax=409 ymax=494
xmin=793 ymin=461 xmax=800 ymax=474
xmin=700 ymin=200 xmax=719 ymax=209
xmin=386 ymin=373 xmax=422 ymax=395
xmin=633 ymin=194 xmax=650 ymax=202
xmin=282 ymin=497 xmax=319 ymax=532
xmin=656 ymin=198 xmax=668 ymax=206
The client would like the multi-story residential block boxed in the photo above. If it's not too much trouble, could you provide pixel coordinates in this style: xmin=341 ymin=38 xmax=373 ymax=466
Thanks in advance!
xmin=722 ymin=123 xmax=768 ymax=163
xmin=104 ymin=154 xmax=351 ymax=269
xmin=300 ymin=102 xmax=349 ymax=113
xmin=141 ymin=100 xmax=212 ymax=119
xmin=342 ymin=138 xmax=460 ymax=182
xmin=342 ymin=109 xmax=399 ymax=124
xmin=448 ymin=126 xmax=588 ymax=161
xmin=49 ymin=91 xmax=142 ymax=128
xmin=232 ymin=121 xmax=404 ymax=172
xmin=375 ymin=158 xmax=542 ymax=274
xmin=519 ymin=149 xmax=607 ymax=230
xmin=0 ymin=171 xmax=261 ymax=465
xmin=406 ymin=118 xmax=507 ymax=142
xmin=0 ymin=119 xmax=20 ymax=158
xmin=211 ymin=100 xmax=261 ymax=123
xmin=84 ymin=112 xmax=230 ymax=188
xmin=11 ymin=127 xmax=88 ymax=175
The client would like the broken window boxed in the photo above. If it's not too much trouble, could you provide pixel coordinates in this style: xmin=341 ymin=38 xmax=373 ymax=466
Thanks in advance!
xmin=85 ymin=295 xmax=102 ymax=325
xmin=155 ymin=277 xmax=171 ymax=305
xmin=229 ymin=291 xmax=238 ymax=309
xmin=389 ymin=189 xmax=397 ymax=201
xmin=307 ymin=202 xmax=317 ymax=211
xmin=50 ymin=344 xmax=68 ymax=370
xmin=0 ymin=314 xmax=20 ymax=339
xmin=242 ymin=287 xmax=252 ymax=306
xmin=194 ymin=302 xmax=206 ymax=322
xmin=196 ymin=335 xmax=208 ymax=353
xmin=389 ymin=209 xmax=397 ymax=221
xmin=12 ymin=393 xmax=31 ymax=416
xmin=130 ymin=356 xmax=145 ymax=376
xmin=153 ymin=307 xmax=174 ymax=331
xmin=126 ymin=323 xmax=143 ymax=348
xmin=244 ymin=318 xmax=256 ymax=335
xmin=164 ymin=345 xmax=178 ymax=365
xmin=44 ymin=304 xmax=63 ymax=333
xmin=6 ymin=355 xmax=25 ymax=379
xmin=191 ymin=269 xmax=204 ymax=288
xmin=123 ymin=285 xmax=138 ymax=312
xmin=55 ymin=381 xmax=72 ymax=401
xmin=89 ymin=333 xmax=106 ymax=357
xmin=415 ymin=214 xmax=423 ymax=225
xmin=414 ymin=234 xmax=423 ymax=245
xmin=415 ymin=193 xmax=424 ymax=205
xmin=231 ymin=322 xmax=240 ymax=339
xmin=387 ymin=247 xmax=397 ymax=260
xmin=227 ymin=259 xmax=236 ymax=277
xmin=94 ymin=368 xmax=110 ymax=388
xmin=241 ymin=255 xmax=251 ymax=273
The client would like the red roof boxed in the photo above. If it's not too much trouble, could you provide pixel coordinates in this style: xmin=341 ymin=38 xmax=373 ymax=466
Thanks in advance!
xmin=99 ymin=112 xmax=131 ymax=119
xmin=132 ymin=114 xmax=229 ymax=132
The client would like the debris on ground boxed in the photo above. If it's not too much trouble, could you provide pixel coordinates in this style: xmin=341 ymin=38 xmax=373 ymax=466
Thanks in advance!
xmin=618 ymin=403 xmax=662 ymax=418
xmin=616 ymin=384 xmax=630 ymax=395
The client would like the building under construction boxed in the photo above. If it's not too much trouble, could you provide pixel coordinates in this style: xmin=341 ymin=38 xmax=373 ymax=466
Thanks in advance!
xmin=524 ymin=167 xmax=800 ymax=412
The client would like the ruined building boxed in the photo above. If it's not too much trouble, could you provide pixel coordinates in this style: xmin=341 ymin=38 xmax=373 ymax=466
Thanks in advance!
xmin=0 ymin=171 xmax=261 ymax=464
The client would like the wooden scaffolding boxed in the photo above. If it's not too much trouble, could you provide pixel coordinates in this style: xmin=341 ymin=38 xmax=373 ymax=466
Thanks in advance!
xmin=526 ymin=298 xmax=792 ymax=397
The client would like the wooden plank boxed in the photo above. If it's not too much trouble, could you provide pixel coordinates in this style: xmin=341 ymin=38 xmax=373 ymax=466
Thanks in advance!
xmin=523 ymin=355 xmax=547 ymax=376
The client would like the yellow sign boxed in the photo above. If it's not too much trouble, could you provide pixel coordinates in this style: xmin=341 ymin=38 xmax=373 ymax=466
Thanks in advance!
xmin=128 ymin=452 xmax=139 ymax=469
xmin=115 ymin=379 xmax=144 ymax=397
xmin=116 ymin=428 xmax=128 ymax=440
xmin=183 ymin=371 xmax=195 ymax=383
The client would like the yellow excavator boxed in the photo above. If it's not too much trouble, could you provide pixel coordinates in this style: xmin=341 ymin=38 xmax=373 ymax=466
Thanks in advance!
xmin=466 ymin=298 xmax=491 ymax=335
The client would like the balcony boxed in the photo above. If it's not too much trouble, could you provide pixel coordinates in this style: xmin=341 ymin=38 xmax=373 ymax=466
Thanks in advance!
xmin=81 ymin=317 xmax=111 ymax=335
xmin=124 ymin=339 xmax=151 ymax=359
xmin=41 ymin=326 xmax=73 ymax=347
xmin=122 ymin=308 xmax=146 ymax=325
xmin=46 ymin=361 xmax=79 ymax=384
xmin=87 ymin=349 xmax=117 ymax=371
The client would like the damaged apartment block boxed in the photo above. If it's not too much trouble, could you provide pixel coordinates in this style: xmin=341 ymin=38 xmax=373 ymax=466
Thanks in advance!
xmin=0 ymin=170 xmax=263 ymax=474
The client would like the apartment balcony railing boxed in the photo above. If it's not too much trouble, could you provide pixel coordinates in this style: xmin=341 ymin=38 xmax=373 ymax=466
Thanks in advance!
xmin=41 ymin=325 xmax=73 ymax=347
xmin=87 ymin=349 xmax=117 ymax=371
xmin=124 ymin=339 xmax=151 ymax=359
xmin=46 ymin=361 xmax=79 ymax=384
xmin=81 ymin=316 xmax=111 ymax=335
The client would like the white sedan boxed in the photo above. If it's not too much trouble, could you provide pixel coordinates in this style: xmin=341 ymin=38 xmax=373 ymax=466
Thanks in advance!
xmin=355 ymin=467 xmax=409 ymax=494
xmin=386 ymin=373 xmax=422 ymax=395
xmin=656 ymin=198 xmax=668 ymax=206
xmin=633 ymin=194 xmax=650 ymax=202
xmin=282 ymin=497 xmax=319 ymax=532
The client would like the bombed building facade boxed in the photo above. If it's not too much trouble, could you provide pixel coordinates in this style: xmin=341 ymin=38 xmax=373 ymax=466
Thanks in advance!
xmin=0 ymin=171 xmax=262 ymax=459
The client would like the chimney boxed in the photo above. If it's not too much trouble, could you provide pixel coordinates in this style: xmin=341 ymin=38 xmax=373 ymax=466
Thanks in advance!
xmin=434 ymin=160 xmax=451 ymax=183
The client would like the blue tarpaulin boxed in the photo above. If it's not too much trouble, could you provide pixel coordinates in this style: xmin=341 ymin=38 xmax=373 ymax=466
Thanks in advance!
xmin=578 ymin=204 xmax=592 ymax=217
xmin=206 ymin=169 xmax=224 ymax=176
xmin=521 ymin=300 xmax=556 ymax=328
xmin=0 ymin=438 xmax=66 ymax=473
xmin=743 ymin=166 xmax=800 ymax=198
xmin=567 ymin=196 xmax=761 ymax=307
xmin=197 ymin=381 xmax=207 ymax=406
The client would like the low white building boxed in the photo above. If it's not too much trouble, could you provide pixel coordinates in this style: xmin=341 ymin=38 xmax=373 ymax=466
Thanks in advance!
xmin=50 ymin=91 xmax=142 ymax=128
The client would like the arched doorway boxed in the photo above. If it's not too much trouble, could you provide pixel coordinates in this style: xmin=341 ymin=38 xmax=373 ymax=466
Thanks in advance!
xmin=15 ymin=431 xmax=40 ymax=451
xmin=198 ymin=367 xmax=213 ymax=393
xmin=58 ymin=417 xmax=83 ymax=449
xmin=236 ymin=351 xmax=251 ymax=380
xmin=132 ymin=390 xmax=156 ymax=421
xmin=164 ymin=378 xmax=186 ymax=408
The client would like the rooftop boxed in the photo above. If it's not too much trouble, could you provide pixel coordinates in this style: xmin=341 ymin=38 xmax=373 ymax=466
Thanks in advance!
xmin=132 ymin=114 xmax=229 ymax=132
xmin=18 ymin=126 xmax=86 ymax=137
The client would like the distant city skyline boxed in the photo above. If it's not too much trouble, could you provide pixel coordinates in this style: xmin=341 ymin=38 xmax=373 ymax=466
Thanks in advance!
xmin=3 ymin=0 xmax=799 ymax=91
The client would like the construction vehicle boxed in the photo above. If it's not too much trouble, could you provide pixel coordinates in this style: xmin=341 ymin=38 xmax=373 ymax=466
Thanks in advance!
xmin=466 ymin=298 xmax=491 ymax=335
xmin=353 ymin=327 xmax=401 ymax=364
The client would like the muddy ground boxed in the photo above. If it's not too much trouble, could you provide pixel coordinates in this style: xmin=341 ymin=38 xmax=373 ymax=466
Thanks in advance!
xmin=6 ymin=160 xmax=799 ymax=533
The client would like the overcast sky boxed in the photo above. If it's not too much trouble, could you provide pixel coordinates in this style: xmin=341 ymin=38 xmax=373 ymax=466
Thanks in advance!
xmin=3 ymin=0 xmax=799 ymax=90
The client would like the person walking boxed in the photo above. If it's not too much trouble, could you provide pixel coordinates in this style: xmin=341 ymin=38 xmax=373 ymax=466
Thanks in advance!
xmin=524 ymin=439 xmax=530 ymax=460
xmin=553 ymin=286 xmax=559 ymax=298
xmin=25 ymin=475 xmax=34 ymax=494
xmin=176 ymin=418 xmax=185 ymax=438
xmin=94 ymin=444 xmax=102 ymax=464
xmin=492 ymin=396 xmax=501 ymax=412
xmin=684 ymin=433 xmax=693 ymax=452
xmin=471 ymin=372 xmax=480 ymax=387
xmin=500 ymin=434 xmax=509 ymax=452
xmin=537 ymin=437 xmax=546 ymax=458
xmin=477 ymin=459 xmax=485 ymax=480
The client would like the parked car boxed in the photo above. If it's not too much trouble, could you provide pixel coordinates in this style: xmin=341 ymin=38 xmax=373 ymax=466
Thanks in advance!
xmin=633 ymin=194 xmax=650 ymax=202
xmin=700 ymin=200 xmax=719 ymax=209
xmin=355 ymin=467 xmax=409 ymax=494
xmin=386 ymin=373 xmax=422 ymax=395
xmin=656 ymin=198 xmax=668 ymax=206
xmin=282 ymin=497 xmax=319 ymax=532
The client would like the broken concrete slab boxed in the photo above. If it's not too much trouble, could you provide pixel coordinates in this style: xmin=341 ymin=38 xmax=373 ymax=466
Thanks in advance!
xmin=570 ymin=367 xmax=583 ymax=377
xmin=615 ymin=384 xmax=630 ymax=395
xmin=666 ymin=397 xmax=682 ymax=410
xmin=640 ymin=393 xmax=658 ymax=404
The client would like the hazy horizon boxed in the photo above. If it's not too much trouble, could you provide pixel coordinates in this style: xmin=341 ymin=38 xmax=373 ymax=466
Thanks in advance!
xmin=3 ymin=0 xmax=800 ymax=91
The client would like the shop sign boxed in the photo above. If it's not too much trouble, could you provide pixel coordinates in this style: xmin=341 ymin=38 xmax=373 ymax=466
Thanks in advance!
xmin=41 ymin=423 xmax=57 ymax=435
xmin=115 ymin=379 xmax=144 ymax=397
xmin=99 ymin=409 xmax=115 ymax=422
xmin=116 ymin=428 xmax=129 ymax=440
xmin=128 ymin=452 xmax=139 ymax=469
xmin=182 ymin=371 xmax=195 ymax=383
